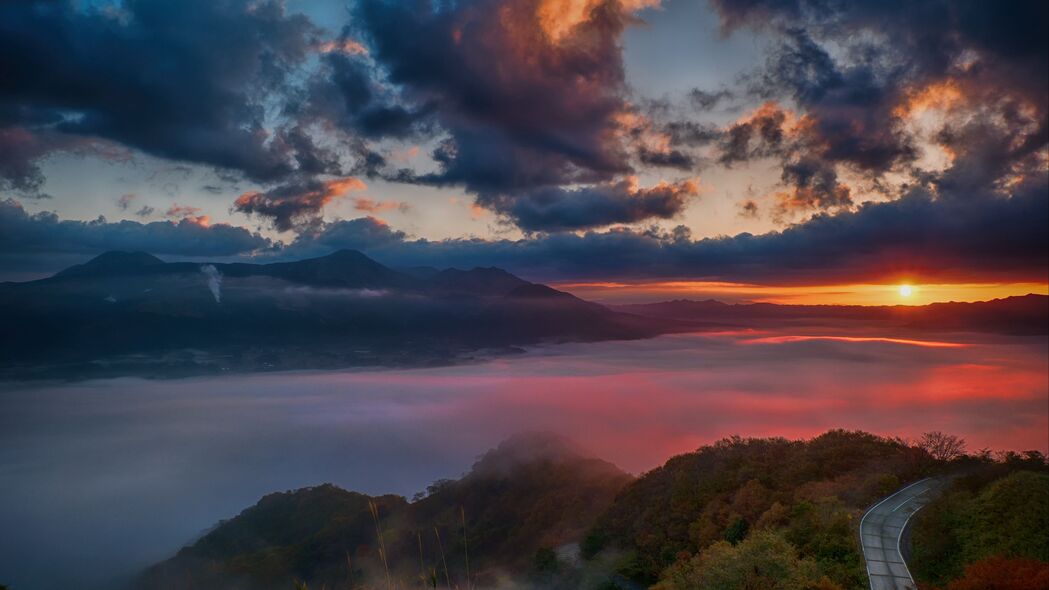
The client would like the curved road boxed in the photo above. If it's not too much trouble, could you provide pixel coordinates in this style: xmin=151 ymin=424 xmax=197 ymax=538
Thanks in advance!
xmin=860 ymin=477 xmax=950 ymax=590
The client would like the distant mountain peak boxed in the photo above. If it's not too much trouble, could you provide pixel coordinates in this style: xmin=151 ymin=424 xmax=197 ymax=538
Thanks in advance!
xmin=424 ymin=266 xmax=529 ymax=296
xmin=55 ymin=251 xmax=165 ymax=278
xmin=505 ymin=283 xmax=576 ymax=299
xmin=87 ymin=251 xmax=163 ymax=266
xmin=260 ymin=249 xmax=410 ymax=289
xmin=319 ymin=249 xmax=370 ymax=261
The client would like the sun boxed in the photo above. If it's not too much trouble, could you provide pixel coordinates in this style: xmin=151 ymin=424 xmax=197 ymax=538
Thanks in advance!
xmin=898 ymin=284 xmax=914 ymax=298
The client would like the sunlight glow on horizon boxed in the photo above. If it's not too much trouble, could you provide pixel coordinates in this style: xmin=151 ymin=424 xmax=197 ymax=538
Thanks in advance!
xmin=553 ymin=280 xmax=1049 ymax=306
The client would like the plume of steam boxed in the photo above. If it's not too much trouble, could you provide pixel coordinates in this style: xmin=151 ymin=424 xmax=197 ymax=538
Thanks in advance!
xmin=200 ymin=264 xmax=222 ymax=303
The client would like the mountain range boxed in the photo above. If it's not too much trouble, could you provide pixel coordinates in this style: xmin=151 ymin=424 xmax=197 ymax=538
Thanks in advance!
xmin=0 ymin=250 xmax=662 ymax=380
xmin=1 ymin=250 xmax=1044 ymax=380
xmin=615 ymin=294 xmax=1049 ymax=335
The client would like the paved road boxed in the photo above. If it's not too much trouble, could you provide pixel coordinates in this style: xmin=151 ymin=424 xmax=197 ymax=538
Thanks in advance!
xmin=860 ymin=477 xmax=949 ymax=590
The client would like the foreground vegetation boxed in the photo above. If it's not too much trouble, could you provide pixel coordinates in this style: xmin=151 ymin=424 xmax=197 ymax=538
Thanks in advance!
xmin=585 ymin=430 xmax=930 ymax=589
xmin=911 ymin=454 xmax=1049 ymax=590
xmin=131 ymin=430 xmax=1047 ymax=590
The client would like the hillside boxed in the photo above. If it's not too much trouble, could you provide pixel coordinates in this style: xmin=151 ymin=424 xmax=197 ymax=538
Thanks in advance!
xmin=911 ymin=458 xmax=1049 ymax=588
xmin=136 ymin=431 xmax=1049 ymax=590
xmin=583 ymin=430 xmax=932 ymax=588
xmin=139 ymin=433 xmax=633 ymax=590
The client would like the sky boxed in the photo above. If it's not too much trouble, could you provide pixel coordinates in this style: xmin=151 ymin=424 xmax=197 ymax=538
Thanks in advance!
xmin=2 ymin=328 xmax=1045 ymax=589
xmin=1 ymin=0 xmax=1047 ymax=303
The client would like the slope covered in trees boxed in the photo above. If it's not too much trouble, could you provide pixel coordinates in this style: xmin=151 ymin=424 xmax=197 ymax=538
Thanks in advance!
xmin=911 ymin=456 xmax=1049 ymax=589
xmin=140 ymin=433 xmax=632 ymax=589
xmin=583 ymin=430 xmax=931 ymax=588
xmin=138 ymin=431 xmax=1048 ymax=590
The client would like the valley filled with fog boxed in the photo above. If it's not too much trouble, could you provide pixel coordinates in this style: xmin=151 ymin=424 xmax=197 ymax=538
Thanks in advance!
xmin=1 ymin=327 xmax=1045 ymax=589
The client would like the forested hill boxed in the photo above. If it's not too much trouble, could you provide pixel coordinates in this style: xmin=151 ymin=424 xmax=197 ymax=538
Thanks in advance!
xmin=139 ymin=433 xmax=633 ymax=590
xmin=583 ymin=430 xmax=932 ymax=588
xmin=137 ymin=431 xmax=1048 ymax=590
xmin=911 ymin=458 xmax=1049 ymax=589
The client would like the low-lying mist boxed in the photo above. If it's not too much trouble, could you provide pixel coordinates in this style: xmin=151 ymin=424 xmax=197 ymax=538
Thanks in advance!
xmin=0 ymin=327 xmax=1045 ymax=589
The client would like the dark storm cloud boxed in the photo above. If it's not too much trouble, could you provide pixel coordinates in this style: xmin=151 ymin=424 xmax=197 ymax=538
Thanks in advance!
xmin=0 ymin=198 xmax=272 ymax=258
xmin=286 ymin=180 xmax=1048 ymax=285
xmin=306 ymin=0 xmax=704 ymax=230
xmin=477 ymin=178 xmax=699 ymax=232
xmin=233 ymin=177 xmax=367 ymax=232
xmin=754 ymin=29 xmax=918 ymax=173
xmin=0 ymin=127 xmax=129 ymax=197
xmin=709 ymin=0 xmax=1048 ymax=202
xmin=346 ymin=0 xmax=636 ymax=193
xmin=294 ymin=216 xmax=408 ymax=253
xmin=0 ymin=0 xmax=327 ymax=189
xmin=3 ymin=178 xmax=1045 ymax=284
xmin=299 ymin=50 xmax=435 ymax=141
xmin=775 ymin=157 xmax=851 ymax=215
xmin=717 ymin=103 xmax=791 ymax=165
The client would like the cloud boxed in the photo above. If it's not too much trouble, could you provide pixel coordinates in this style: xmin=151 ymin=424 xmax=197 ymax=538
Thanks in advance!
xmin=0 ymin=126 xmax=130 ymax=198
xmin=165 ymin=204 xmax=204 ymax=219
xmin=352 ymin=198 xmax=409 ymax=214
xmin=708 ymin=0 xmax=1048 ymax=206
xmin=773 ymin=157 xmax=851 ymax=218
xmin=0 ymin=0 xmax=326 ymax=184
xmin=116 ymin=194 xmax=136 ymax=211
xmin=339 ymin=0 xmax=650 ymax=195
xmin=689 ymin=88 xmax=735 ymax=110
xmin=300 ymin=51 xmax=433 ymax=142
xmin=717 ymin=102 xmax=798 ymax=166
xmin=477 ymin=178 xmax=699 ymax=232
xmin=315 ymin=38 xmax=368 ymax=56
xmin=285 ymin=180 xmax=1048 ymax=285
xmin=0 ymin=198 xmax=272 ymax=259
xmin=2 ymin=178 xmax=1045 ymax=285
xmin=292 ymin=216 xmax=407 ymax=254
xmin=234 ymin=177 xmax=367 ymax=231
xmin=738 ymin=200 xmax=760 ymax=219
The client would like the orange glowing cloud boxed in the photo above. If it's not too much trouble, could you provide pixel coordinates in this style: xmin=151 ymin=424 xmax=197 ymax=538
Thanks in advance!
xmin=315 ymin=38 xmax=368 ymax=55
xmin=164 ymin=204 xmax=212 ymax=227
xmin=234 ymin=177 xmax=367 ymax=231
xmin=734 ymin=101 xmax=807 ymax=135
xmin=352 ymin=197 xmax=409 ymax=214
xmin=324 ymin=177 xmax=367 ymax=195
xmin=894 ymin=79 xmax=965 ymax=119
xmin=537 ymin=0 xmax=660 ymax=42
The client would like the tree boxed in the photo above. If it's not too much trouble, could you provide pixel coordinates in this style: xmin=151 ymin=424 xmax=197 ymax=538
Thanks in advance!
xmin=653 ymin=530 xmax=839 ymax=590
xmin=917 ymin=432 xmax=967 ymax=462
xmin=723 ymin=516 xmax=749 ymax=544
xmin=945 ymin=556 xmax=1049 ymax=590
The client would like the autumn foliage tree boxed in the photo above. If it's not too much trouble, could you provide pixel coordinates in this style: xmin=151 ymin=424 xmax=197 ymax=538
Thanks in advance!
xmin=653 ymin=530 xmax=840 ymax=590
xmin=941 ymin=556 xmax=1049 ymax=590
